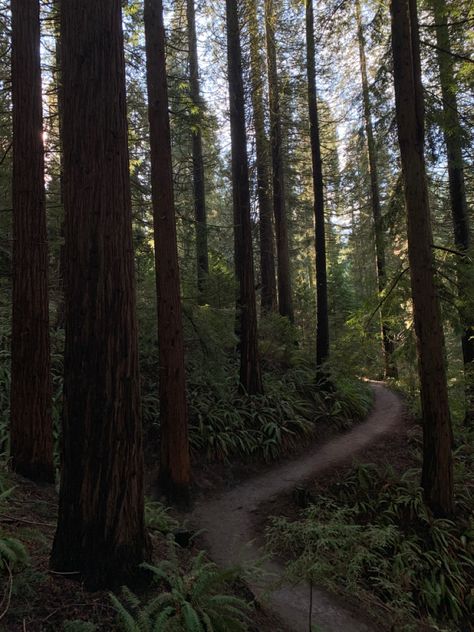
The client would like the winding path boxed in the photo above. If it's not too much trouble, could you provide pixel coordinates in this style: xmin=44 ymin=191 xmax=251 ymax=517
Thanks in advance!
xmin=191 ymin=383 xmax=404 ymax=632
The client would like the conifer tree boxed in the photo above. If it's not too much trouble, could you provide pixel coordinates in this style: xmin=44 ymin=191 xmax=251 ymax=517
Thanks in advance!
xmin=51 ymin=0 xmax=148 ymax=587
xmin=264 ymin=0 xmax=294 ymax=322
xmin=305 ymin=0 xmax=329 ymax=368
xmin=10 ymin=0 xmax=54 ymax=482
xmin=355 ymin=0 xmax=397 ymax=379
xmin=247 ymin=0 xmax=277 ymax=314
xmin=226 ymin=0 xmax=263 ymax=395
xmin=391 ymin=0 xmax=453 ymax=516
xmin=144 ymin=0 xmax=191 ymax=503
xmin=187 ymin=0 xmax=209 ymax=299
xmin=430 ymin=0 xmax=473 ymax=421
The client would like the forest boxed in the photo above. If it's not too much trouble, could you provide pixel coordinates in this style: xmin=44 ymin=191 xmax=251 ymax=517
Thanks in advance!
xmin=0 ymin=0 xmax=472 ymax=630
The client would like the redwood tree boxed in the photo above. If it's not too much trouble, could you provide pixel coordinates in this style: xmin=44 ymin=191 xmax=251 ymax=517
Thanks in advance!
xmin=187 ymin=0 xmax=209 ymax=300
xmin=390 ymin=0 xmax=453 ymax=515
xmin=248 ymin=0 xmax=277 ymax=315
xmin=430 ymin=0 xmax=473 ymax=420
xmin=10 ymin=0 xmax=54 ymax=482
xmin=264 ymin=0 xmax=294 ymax=322
xmin=305 ymin=0 xmax=329 ymax=368
xmin=51 ymin=0 xmax=148 ymax=587
xmin=226 ymin=0 xmax=263 ymax=395
xmin=144 ymin=0 xmax=191 ymax=503
xmin=355 ymin=0 xmax=397 ymax=379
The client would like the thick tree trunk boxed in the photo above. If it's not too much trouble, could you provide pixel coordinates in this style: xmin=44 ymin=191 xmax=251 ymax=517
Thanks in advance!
xmin=226 ymin=0 xmax=263 ymax=396
xmin=10 ymin=0 xmax=54 ymax=482
xmin=186 ymin=0 xmax=209 ymax=300
xmin=264 ymin=0 xmax=294 ymax=322
xmin=248 ymin=0 xmax=277 ymax=315
xmin=430 ymin=0 xmax=473 ymax=419
xmin=305 ymin=0 xmax=329 ymax=368
xmin=51 ymin=0 xmax=148 ymax=588
xmin=355 ymin=0 xmax=398 ymax=380
xmin=391 ymin=0 xmax=453 ymax=516
xmin=144 ymin=0 xmax=191 ymax=504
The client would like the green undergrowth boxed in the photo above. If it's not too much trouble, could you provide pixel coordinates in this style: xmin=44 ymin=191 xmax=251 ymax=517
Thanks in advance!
xmin=110 ymin=541 xmax=252 ymax=632
xmin=266 ymin=426 xmax=474 ymax=631
xmin=137 ymin=305 xmax=375 ymax=464
xmin=0 ymin=303 xmax=374 ymax=470
xmin=188 ymin=363 xmax=373 ymax=462
xmin=0 ymin=472 xmax=256 ymax=631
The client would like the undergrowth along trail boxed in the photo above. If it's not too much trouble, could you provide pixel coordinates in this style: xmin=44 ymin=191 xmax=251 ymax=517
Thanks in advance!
xmin=191 ymin=382 xmax=404 ymax=632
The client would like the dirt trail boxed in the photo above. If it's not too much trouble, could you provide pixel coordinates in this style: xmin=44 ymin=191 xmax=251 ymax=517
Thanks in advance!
xmin=191 ymin=382 xmax=404 ymax=632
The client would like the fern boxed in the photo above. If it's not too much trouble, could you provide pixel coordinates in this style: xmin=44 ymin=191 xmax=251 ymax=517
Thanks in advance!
xmin=0 ymin=533 xmax=28 ymax=571
xmin=111 ymin=544 xmax=251 ymax=632
xmin=266 ymin=461 xmax=474 ymax=630
xmin=145 ymin=501 xmax=178 ymax=535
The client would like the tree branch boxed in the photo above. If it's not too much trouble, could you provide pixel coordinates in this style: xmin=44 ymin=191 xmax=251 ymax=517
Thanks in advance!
xmin=365 ymin=267 xmax=410 ymax=329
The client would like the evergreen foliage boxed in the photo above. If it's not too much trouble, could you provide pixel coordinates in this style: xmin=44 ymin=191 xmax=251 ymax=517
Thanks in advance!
xmin=110 ymin=544 xmax=251 ymax=632
xmin=266 ymin=437 xmax=474 ymax=629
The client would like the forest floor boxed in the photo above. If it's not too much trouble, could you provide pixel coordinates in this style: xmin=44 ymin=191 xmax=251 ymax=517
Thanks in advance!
xmin=0 ymin=476 xmax=285 ymax=632
xmin=0 ymin=382 xmax=405 ymax=632
xmin=189 ymin=382 xmax=405 ymax=632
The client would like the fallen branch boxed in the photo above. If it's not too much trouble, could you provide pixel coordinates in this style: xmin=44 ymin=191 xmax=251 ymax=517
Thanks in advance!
xmin=0 ymin=514 xmax=55 ymax=528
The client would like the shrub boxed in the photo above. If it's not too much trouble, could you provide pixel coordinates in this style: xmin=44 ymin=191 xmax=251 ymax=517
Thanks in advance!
xmin=110 ymin=543 xmax=251 ymax=632
xmin=145 ymin=501 xmax=179 ymax=535
xmin=266 ymin=462 xmax=474 ymax=630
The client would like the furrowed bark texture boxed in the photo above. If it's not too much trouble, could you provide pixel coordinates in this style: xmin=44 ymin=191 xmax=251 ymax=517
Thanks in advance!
xmin=10 ymin=0 xmax=54 ymax=482
xmin=187 ymin=0 xmax=209 ymax=299
xmin=391 ymin=0 xmax=453 ymax=516
xmin=144 ymin=0 xmax=191 ymax=503
xmin=355 ymin=0 xmax=397 ymax=379
xmin=51 ymin=0 xmax=148 ymax=587
xmin=226 ymin=0 xmax=263 ymax=395
xmin=264 ymin=0 xmax=294 ymax=322
xmin=248 ymin=0 xmax=277 ymax=315
xmin=305 ymin=0 xmax=329 ymax=367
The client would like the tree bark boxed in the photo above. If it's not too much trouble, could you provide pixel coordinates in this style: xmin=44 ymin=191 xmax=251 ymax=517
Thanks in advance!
xmin=144 ymin=0 xmax=191 ymax=504
xmin=305 ymin=0 xmax=329 ymax=368
xmin=390 ymin=0 xmax=453 ymax=516
xmin=51 ymin=0 xmax=148 ymax=588
xmin=355 ymin=0 xmax=398 ymax=379
xmin=186 ymin=0 xmax=209 ymax=300
xmin=264 ymin=0 xmax=294 ymax=322
xmin=10 ymin=0 xmax=54 ymax=482
xmin=226 ymin=0 xmax=263 ymax=395
xmin=248 ymin=0 xmax=277 ymax=315
xmin=430 ymin=0 xmax=473 ymax=420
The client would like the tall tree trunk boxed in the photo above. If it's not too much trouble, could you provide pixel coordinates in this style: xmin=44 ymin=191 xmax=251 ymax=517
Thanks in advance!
xmin=430 ymin=0 xmax=473 ymax=420
xmin=264 ymin=0 xmax=294 ymax=322
xmin=248 ymin=0 xmax=277 ymax=315
xmin=305 ymin=0 xmax=329 ymax=368
xmin=51 ymin=0 xmax=148 ymax=587
xmin=144 ymin=0 xmax=191 ymax=504
xmin=10 ymin=0 xmax=54 ymax=482
xmin=390 ymin=0 xmax=453 ymax=516
xmin=186 ymin=0 xmax=209 ymax=300
xmin=355 ymin=0 xmax=398 ymax=380
xmin=226 ymin=0 xmax=263 ymax=396
xmin=53 ymin=3 xmax=66 ymax=331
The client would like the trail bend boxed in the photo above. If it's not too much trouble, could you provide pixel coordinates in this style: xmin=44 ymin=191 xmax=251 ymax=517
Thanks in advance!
xmin=191 ymin=382 xmax=404 ymax=632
